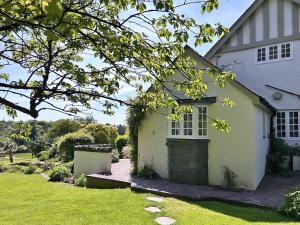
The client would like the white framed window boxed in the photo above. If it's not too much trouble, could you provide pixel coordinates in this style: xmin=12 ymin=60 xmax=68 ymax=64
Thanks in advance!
xmin=275 ymin=111 xmax=300 ymax=139
xmin=183 ymin=112 xmax=193 ymax=136
xmin=289 ymin=112 xmax=299 ymax=138
xmin=269 ymin=45 xmax=278 ymax=60
xmin=169 ymin=106 xmax=208 ymax=139
xmin=257 ymin=47 xmax=266 ymax=62
xmin=171 ymin=120 xmax=180 ymax=136
xmin=198 ymin=106 xmax=208 ymax=136
xmin=281 ymin=43 xmax=291 ymax=58
xmin=256 ymin=42 xmax=292 ymax=64
xmin=276 ymin=112 xmax=286 ymax=138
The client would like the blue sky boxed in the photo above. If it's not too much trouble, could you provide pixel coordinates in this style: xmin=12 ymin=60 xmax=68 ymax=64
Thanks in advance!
xmin=0 ymin=0 xmax=254 ymax=124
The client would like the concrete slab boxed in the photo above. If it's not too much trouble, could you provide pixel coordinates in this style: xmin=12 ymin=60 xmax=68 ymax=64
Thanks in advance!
xmin=155 ymin=217 xmax=176 ymax=225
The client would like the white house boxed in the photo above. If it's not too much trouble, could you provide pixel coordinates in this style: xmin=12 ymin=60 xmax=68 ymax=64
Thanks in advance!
xmin=206 ymin=0 xmax=300 ymax=146
xmin=138 ymin=46 xmax=274 ymax=190
xmin=137 ymin=0 xmax=300 ymax=190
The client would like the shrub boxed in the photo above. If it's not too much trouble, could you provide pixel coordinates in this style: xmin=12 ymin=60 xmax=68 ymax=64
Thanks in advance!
xmin=57 ymin=132 xmax=94 ymax=162
xmin=268 ymin=138 xmax=292 ymax=174
xmin=115 ymin=135 xmax=128 ymax=155
xmin=223 ymin=166 xmax=237 ymax=190
xmin=137 ymin=164 xmax=160 ymax=179
xmin=28 ymin=139 xmax=48 ymax=157
xmin=48 ymin=119 xmax=82 ymax=140
xmin=74 ymin=174 xmax=87 ymax=187
xmin=81 ymin=123 xmax=118 ymax=145
xmin=127 ymin=105 xmax=145 ymax=175
xmin=37 ymin=151 xmax=49 ymax=161
xmin=63 ymin=161 xmax=74 ymax=174
xmin=112 ymin=149 xmax=119 ymax=163
xmin=7 ymin=165 xmax=23 ymax=173
xmin=0 ymin=164 xmax=8 ymax=173
xmin=14 ymin=145 xmax=28 ymax=153
xmin=23 ymin=164 xmax=38 ymax=174
xmin=279 ymin=189 xmax=300 ymax=219
xmin=41 ymin=160 xmax=56 ymax=171
xmin=48 ymin=165 xmax=72 ymax=182
xmin=48 ymin=143 xmax=58 ymax=159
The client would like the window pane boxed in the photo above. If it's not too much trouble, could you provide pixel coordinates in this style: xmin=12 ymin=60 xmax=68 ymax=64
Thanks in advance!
xmin=257 ymin=48 xmax=266 ymax=62
xmin=276 ymin=112 xmax=286 ymax=138
xmin=289 ymin=112 xmax=299 ymax=138
xmin=198 ymin=106 xmax=208 ymax=137
xmin=269 ymin=45 xmax=278 ymax=60
xmin=281 ymin=43 xmax=291 ymax=58
xmin=183 ymin=112 xmax=193 ymax=136
xmin=171 ymin=109 xmax=180 ymax=136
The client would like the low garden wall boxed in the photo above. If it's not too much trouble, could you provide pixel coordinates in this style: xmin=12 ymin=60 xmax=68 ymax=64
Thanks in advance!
xmin=74 ymin=144 xmax=112 ymax=177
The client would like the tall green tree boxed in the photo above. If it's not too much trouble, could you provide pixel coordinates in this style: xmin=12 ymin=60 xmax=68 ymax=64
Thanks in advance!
xmin=0 ymin=0 xmax=234 ymax=130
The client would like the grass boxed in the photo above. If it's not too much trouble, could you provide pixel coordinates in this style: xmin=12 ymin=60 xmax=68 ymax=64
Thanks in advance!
xmin=0 ymin=173 xmax=298 ymax=225
xmin=0 ymin=152 xmax=36 ymax=165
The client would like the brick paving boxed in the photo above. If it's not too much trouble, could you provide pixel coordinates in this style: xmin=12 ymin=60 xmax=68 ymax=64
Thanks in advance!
xmin=91 ymin=159 xmax=300 ymax=209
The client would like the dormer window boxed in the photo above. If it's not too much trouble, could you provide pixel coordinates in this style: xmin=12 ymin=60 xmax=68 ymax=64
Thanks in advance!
xmin=256 ymin=42 xmax=292 ymax=63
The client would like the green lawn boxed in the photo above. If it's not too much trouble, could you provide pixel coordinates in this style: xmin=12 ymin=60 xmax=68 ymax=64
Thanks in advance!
xmin=0 ymin=173 xmax=297 ymax=225
xmin=0 ymin=152 xmax=36 ymax=165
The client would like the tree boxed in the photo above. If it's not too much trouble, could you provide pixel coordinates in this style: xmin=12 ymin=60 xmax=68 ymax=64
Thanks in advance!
xmin=48 ymin=119 xmax=81 ymax=140
xmin=29 ymin=121 xmax=38 ymax=142
xmin=0 ymin=0 xmax=235 ymax=130
xmin=81 ymin=123 xmax=118 ymax=145
xmin=1 ymin=122 xmax=31 ymax=163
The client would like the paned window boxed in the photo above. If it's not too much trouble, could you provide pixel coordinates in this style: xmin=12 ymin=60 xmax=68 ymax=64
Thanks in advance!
xmin=257 ymin=48 xmax=266 ymax=62
xmin=276 ymin=112 xmax=286 ymax=138
xmin=269 ymin=45 xmax=278 ymax=60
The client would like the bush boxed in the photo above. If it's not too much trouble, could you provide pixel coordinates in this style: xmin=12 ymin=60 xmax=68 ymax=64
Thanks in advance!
xmin=37 ymin=151 xmax=49 ymax=161
xmin=0 ymin=164 xmax=8 ymax=173
xmin=115 ymin=135 xmax=128 ymax=155
xmin=57 ymin=132 xmax=94 ymax=162
xmin=7 ymin=165 xmax=23 ymax=173
xmin=223 ymin=166 xmax=237 ymax=190
xmin=48 ymin=165 xmax=72 ymax=182
xmin=268 ymin=138 xmax=292 ymax=174
xmin=63 ymin=161 xmax=74 ymax=174
xmin=48 ymin=119 xmax=82 ymax=140
xmin=41 ymin=160 xmax=56 ymax=171
xmin=137 ymin=164 xmax=160 ymax=179
xmin=28 ymin=139 xmax=48 ymax=157
xmin=23 ymin=164 xmax=38 ymax=174
xmin=81 ymin=123 xmax=118 ymax=145
xmin=279 ymin=189 xmax=300 ymax=219
xmin=74 ymin=174 xmax=87 ymax=187
xmin=48 ymin=143 xmax=58 ymax=159
xmin=14 ymin=145 xmax=28 ymax=153
xmin=112 ymin=149 xmax=119 ymax=163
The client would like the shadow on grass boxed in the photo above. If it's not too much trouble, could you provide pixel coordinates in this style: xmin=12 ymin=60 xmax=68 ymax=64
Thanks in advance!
xmin=189 ymin=201 xmax=298 ymax=223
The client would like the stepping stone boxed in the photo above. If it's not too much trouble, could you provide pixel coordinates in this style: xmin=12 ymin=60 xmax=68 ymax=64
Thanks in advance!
xmin=155 ymin=217 xmax=176 ymax=225
xmin=146 ymin=196 xmax=165 ymax=203
xmin=145 ymin=206 xmax=161 ymax=213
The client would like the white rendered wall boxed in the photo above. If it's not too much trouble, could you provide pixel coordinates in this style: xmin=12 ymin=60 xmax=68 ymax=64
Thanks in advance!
xmin=212 ymin=40 xmax=300 ymax=111
xmin=74 ymin=151 xmax=111 ymax=177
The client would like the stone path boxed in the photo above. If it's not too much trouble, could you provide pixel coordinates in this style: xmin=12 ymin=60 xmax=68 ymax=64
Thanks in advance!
xmin=146 ymin=196 xmax=165 ymax=203
xmin=145 ymin=196 xmax=176 ymax=224
xmin=145 ymin=207 xmax=161 ymax=213
xmin=88 ymin=159 xmax=300 ymax=209
xmin=155 ymin=217 xmax=176 ymax=225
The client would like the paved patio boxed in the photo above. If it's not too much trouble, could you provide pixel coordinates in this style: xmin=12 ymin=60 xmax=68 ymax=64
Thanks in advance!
xmin=89 ymin=159 xmax=300 ymax=209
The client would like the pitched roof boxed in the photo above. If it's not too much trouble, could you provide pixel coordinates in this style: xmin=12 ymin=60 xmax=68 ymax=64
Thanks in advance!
xmin=185 ymin=45 xmax=276 ymax=112
xmin=205 ymin=0 xmax=264 ymax=59
xmin=205 ymin=0 xmax=300 ymax=59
